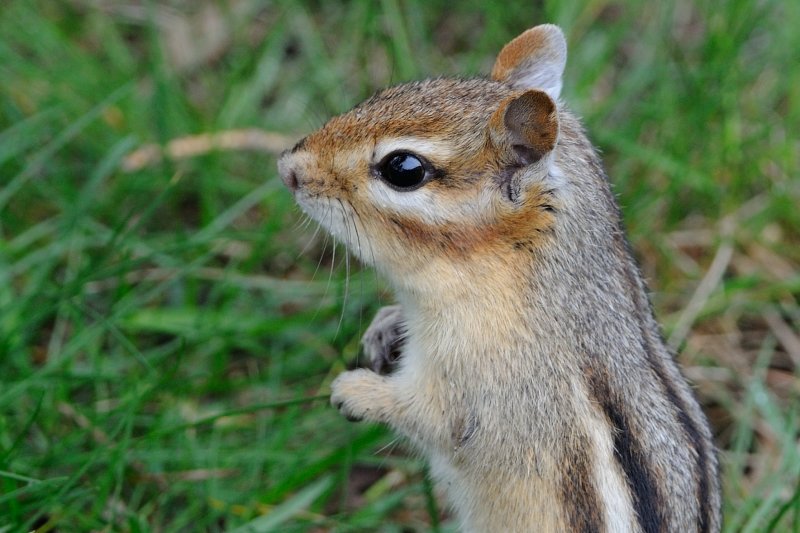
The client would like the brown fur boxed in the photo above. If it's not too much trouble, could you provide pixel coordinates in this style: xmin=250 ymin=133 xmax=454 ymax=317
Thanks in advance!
xmin=491 ymin=27 xmax=558 ymax=82
xmin=500 ymin=90 xmax=559 ymax=162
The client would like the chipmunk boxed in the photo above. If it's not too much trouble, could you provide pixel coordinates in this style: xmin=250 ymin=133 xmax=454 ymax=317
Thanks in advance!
xmin=278 ymin=24 xmax=721 ymax=532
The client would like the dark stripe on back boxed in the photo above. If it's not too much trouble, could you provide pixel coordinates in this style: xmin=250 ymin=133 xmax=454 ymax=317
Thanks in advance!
xmin=586 ymin=367 xmax=665 ymax=533
xmin=561 ymin=435 xmax=605 ymax=533
xmin=596 ymin=154 xmax=714 ymax=532
xmin=615 ymin=233 xmax=712 ymax=532
xmin=646 ymin=356 xmax=712 ymax=533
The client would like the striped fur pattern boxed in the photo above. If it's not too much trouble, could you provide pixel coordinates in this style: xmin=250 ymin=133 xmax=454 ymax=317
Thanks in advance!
xmin=278 ymin=24 xmax=721 ymax=532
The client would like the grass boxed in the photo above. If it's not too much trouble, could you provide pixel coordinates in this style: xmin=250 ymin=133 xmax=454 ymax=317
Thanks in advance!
xmin=0 ymin=0 xmax=798 ymax=531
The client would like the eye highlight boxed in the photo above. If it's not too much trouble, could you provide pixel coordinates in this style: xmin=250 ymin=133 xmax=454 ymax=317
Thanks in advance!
xmin=376 ymin=151 xmax=432 ymax=191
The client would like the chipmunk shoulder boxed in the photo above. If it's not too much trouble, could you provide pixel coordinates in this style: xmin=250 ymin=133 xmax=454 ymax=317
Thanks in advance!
xmin=279 ymin=23 xmax=721 ymax=533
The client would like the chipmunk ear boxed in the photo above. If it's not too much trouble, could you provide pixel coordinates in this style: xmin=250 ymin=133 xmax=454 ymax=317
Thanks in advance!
xmin=491 ymin=89 xmax=558 ymax=166
xmin=491 ymin=24 xmax=566 ymax=100
xmin=488 ymin=89 xmax=559 ymax=202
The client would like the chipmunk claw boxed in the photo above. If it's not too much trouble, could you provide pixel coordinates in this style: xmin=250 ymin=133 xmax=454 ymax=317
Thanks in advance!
xmin=331 ymin=397 xmax=361 ymax=421
xmin=343 ymin=412 xmax=364 ymax=423
xmin=362 ymin=305 xmax=406 ymax=375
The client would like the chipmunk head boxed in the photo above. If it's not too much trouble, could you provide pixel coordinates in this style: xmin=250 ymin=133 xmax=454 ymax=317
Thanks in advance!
xmin=279 ymin=25 xmax=567 ymax=286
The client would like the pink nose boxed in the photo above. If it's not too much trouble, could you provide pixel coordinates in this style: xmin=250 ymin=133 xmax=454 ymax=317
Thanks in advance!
xmin=277 ymin=152 xmax=300 ymax=192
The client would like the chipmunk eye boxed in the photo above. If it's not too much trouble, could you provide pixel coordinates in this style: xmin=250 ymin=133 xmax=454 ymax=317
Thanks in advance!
xmin=377 ymin=152 xmax=430 ymax=190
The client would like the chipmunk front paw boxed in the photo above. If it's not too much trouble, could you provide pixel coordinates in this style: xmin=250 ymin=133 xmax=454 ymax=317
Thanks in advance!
xmin=361 ymin=305 xmax=406 ymax=375
xmin=330 ymin=369 xmax=392 ymax=423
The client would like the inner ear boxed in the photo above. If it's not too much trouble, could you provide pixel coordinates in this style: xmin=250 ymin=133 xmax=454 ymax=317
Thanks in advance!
xmin=502 ymin=90 xmax=559 ymax=165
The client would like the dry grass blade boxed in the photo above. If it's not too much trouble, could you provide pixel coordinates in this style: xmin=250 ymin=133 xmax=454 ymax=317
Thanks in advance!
xmin=762 ymin=310 xmax=800 ymax=369
xmin=668 ymin=237 xmax=735 ymax=350
xmin=123 ymin=129 xmax=297 ymax=171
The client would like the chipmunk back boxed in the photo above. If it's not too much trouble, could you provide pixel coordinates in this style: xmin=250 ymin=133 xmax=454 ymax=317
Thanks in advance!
xmin=279 ymin=24 xmax=721 ymax=532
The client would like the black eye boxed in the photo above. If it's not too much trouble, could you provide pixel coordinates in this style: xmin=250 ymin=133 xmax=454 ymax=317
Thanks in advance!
xmin=377 ymin=152 xmax=430 ymax=190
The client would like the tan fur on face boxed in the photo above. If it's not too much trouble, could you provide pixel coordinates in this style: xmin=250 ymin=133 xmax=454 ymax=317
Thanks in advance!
xmin=378 ymin=182 xmax=556 ymax=260
xmin=283 ymin=77 xmax=560 ymax=282
xmin=303 ymin=79 xmax=511 ymax=158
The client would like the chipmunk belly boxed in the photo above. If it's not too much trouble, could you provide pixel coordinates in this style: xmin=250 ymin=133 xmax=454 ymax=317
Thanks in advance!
xmin=429 ymin=455 xmax=567 ymax=533
xmin=427 ymin=415 xmax=639 ymax=531
xmin=401 ymin=337 xmax=639 ymax=532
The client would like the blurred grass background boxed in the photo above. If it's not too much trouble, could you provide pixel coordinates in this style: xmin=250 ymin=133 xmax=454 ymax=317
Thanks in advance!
xmin=1 ymin=0 xmax=798 ymax=531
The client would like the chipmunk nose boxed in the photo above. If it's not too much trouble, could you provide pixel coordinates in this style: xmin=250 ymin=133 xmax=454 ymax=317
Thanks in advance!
xmin=277 ymin=151 xmax=301 ymax=192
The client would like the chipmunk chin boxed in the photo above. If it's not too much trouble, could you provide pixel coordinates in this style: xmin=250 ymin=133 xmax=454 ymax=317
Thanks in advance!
xmin=296 ymin=193 xmax=378 ymax=267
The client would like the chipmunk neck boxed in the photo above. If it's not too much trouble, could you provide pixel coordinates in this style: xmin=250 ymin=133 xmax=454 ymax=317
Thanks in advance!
xmin=389 ymin=253 xmax=539 ymax=351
